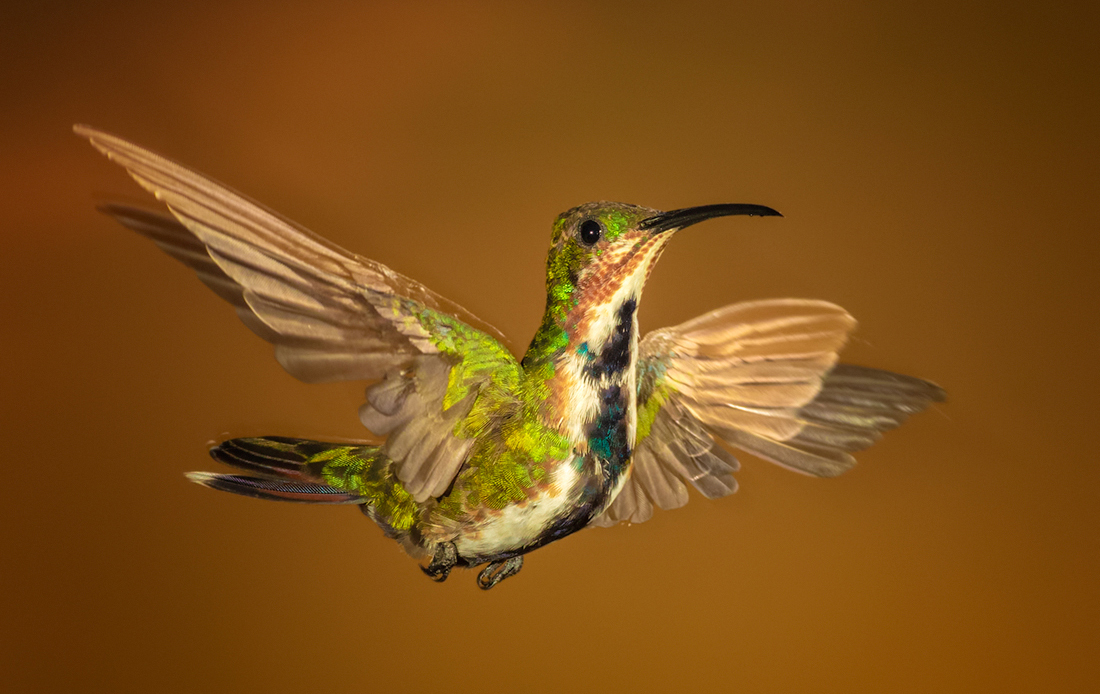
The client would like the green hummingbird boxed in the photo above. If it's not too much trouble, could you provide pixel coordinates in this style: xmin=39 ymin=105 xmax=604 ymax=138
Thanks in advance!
xmin=76 ymin=124 xmax=945 ymax=589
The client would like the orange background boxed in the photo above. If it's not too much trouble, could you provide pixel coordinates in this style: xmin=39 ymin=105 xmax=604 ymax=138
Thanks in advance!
xmin=3 ymin=2 xmax=1097 ymax=692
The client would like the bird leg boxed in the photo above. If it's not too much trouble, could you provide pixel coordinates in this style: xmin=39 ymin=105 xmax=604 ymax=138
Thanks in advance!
xmin=476 ymin=556 xmax=524 ymax=590
xmin=420 ymin=542 xmax=458 ymax=583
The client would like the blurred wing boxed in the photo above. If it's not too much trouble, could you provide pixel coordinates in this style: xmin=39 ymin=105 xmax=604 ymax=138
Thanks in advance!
xmin=98 ymin=203 xmax=284 ymax=342
xmin=593 ymin=299 xmax=944 ymax=526
xmin=79 ymin=125 xmax=518 ymax=502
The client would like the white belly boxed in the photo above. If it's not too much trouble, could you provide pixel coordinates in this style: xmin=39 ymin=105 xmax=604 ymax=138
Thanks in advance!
xmin=453 ymin=459 xmax=585 ymax=559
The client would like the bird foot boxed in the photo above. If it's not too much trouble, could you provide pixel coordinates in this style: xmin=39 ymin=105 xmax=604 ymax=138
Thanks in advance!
xmin=420 ymin=542 xmax=458 ymax=583
xmin=476 ymin=556 xmax=524 ymax=590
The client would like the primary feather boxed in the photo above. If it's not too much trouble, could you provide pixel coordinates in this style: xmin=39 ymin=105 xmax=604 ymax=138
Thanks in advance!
xmin=79 ymin=126 xmax=516 ymax=506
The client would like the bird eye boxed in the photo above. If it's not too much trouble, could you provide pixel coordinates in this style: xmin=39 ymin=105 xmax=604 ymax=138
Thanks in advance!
xmin=578 ymin=219 xmax=602 ymax=245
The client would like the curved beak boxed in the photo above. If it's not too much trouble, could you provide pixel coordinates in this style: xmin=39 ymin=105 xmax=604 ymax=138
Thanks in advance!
xmin=639 ymin=203 xmax=782 ymax=234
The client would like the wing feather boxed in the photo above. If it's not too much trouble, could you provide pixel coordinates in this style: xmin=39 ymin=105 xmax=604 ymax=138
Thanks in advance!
xmin=593 ymin=299 xmax=944 ymax=527
xmin=79 ymin=126 xmax=517 ymax=503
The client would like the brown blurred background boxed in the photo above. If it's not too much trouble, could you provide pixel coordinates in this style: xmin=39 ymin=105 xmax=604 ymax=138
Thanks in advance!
xmin=2 ymin=1 xmax=1097 ymax=692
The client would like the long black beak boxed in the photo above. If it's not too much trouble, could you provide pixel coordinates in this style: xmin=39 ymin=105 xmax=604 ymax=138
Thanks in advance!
xmin=639 ymin=203 xmax=782 ymax=234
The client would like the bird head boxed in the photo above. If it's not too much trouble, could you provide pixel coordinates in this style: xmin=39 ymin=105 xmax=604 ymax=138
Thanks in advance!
xmin=536 ymin=201 xmax=781 ymax=360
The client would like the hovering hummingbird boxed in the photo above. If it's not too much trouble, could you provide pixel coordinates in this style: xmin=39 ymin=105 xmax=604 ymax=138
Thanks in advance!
xmin=76 ymin=124 xmax=944 ymax=589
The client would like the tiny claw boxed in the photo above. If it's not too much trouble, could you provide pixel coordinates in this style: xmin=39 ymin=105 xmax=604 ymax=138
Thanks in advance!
xmin=420 ymin=542 xmax=458 ymax=583
xmin=476 ymin=556 xmax=524 ymax=590
xmin=420 ymin=564 xmax=450 ymax=582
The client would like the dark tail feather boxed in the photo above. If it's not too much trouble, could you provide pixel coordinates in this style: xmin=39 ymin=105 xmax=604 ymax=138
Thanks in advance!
xmin=193 ymin=436 xmax=367 ymax=504
xmin=187 ymin=471 xmax=362 ymax=503
xmin=208 ymin=436 xmax=339 ymax=476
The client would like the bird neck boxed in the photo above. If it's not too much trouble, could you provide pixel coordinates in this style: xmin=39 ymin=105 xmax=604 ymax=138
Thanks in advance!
xmin=521 ymin=279 xmax=641 ymax=474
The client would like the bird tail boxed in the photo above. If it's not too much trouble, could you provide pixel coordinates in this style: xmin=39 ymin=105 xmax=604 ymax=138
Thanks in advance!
xmin=191 ymin=437 xmax=421 ymax=539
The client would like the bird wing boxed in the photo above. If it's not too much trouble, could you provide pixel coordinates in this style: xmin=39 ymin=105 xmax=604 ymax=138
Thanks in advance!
xmin=591 ymin=299 xmax=945 ymax=526
xmin=78 ymin=125 xmax=519 ymax=502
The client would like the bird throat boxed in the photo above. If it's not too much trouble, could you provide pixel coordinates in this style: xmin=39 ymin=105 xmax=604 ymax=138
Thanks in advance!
xmin=525 ymin=235 xmax=672 ymax=467
xmin=579 ymin=296 xmax=637 ymax=472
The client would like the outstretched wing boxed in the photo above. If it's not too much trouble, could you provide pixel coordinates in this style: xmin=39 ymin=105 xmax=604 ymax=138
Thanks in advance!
xmin=78 ymin=125 xmax=518 ymax=502
xmin=592 ymin=299 xmax=944 ymax=526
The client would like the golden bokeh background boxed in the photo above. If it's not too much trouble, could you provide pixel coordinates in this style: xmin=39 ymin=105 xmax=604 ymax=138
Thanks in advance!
xmin=3 ymin=2 xmax=1097 ymax=692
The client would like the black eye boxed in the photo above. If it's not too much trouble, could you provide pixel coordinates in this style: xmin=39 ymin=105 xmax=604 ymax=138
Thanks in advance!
xmin=578 ymin=219 xmax=602 ymax=245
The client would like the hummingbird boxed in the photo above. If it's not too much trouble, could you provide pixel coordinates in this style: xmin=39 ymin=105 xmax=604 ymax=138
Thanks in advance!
xmin=76 ymin=124 xmax=945 ymax=589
